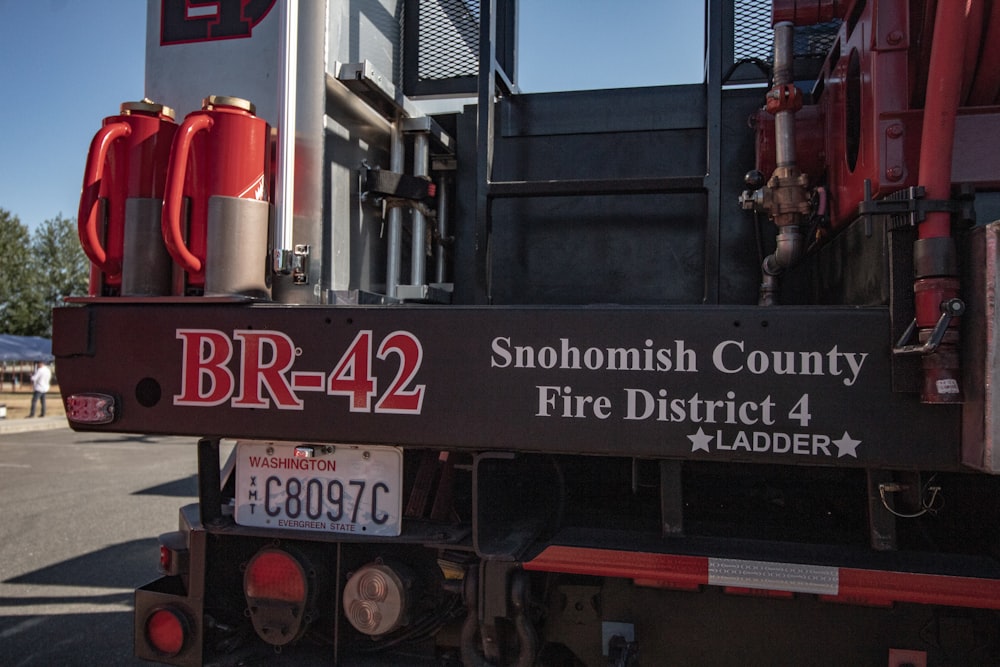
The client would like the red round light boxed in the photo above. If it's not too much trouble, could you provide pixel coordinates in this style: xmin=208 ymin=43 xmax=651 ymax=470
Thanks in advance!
xmin=244 ymin=549 xmax=307 ymax=602
xmin=146 ymin=608 xmax=186 ymax=656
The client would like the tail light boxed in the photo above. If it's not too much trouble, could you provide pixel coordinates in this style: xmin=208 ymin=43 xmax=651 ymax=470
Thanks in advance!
xmin=243 ymin=547 xmax=314 ymax=645
xmin=158 ymin=531 xmax=189 ymax=576
xmin=65 ymin=393 xmax=117 ymax=424
xmin=144 ymin=607 xmax=190 ymax=657
xmin=343 ymin=561 xmax=410 ymax=636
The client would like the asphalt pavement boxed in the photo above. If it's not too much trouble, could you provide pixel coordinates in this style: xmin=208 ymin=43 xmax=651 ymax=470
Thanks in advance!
xmin=0 ymin=426 xmax=199 ymax=666
xmin=0 ymin=416 xmax=69 ymax=435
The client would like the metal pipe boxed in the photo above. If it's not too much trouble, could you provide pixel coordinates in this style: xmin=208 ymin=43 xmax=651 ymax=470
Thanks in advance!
xmin=386 ymin=123 xmax=404 ymax=298
xmin=772 ymin=22 xmax=796 ymax=168
xmin=774 ymin=112 xmax=797 ymax=169
xmin=272 ymin=0 xmax=298 ymax=274
xmin=411 ymin=132 xmax=430 ymax=285
xmin=758 ymin=21 xmax=807 ymax=305
xmin=324 ymin=74 xmax=393 ymax=140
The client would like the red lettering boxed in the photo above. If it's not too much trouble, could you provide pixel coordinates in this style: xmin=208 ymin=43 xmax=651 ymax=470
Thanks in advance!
xmin=231 ymin=330 xmax=304 ymax=410
xmin=327 ymin=330 xmax=377 ymax=411
xmin=174 ymin=327 xmax=426 ymax=414
xmin=374 ymin=331 xmax=425 ymax=413
xmin=174 ymin=329 xmax=236 ymax=405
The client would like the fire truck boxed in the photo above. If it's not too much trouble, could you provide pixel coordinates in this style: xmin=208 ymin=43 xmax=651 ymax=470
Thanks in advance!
xmin=57 ymin=0 xmax=1000 ymax=664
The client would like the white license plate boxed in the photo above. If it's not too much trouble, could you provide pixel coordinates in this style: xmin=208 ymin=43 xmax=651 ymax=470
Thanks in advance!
xmin=234 ymin=442 xmax=403 ymax=536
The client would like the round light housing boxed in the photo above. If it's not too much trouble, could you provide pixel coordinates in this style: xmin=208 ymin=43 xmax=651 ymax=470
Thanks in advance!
xmin=343 ymin=562 xmax=408 ymax=636
xmin=243 ymin=547 xmax=313 ymax=646
xmin=244 ymin=548 xmax=307 ymax=602
xmin=145 ymin=607 xmax=187 ymax=657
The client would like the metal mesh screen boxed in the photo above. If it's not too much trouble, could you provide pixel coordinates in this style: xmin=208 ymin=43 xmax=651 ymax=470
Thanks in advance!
xmin=416 ymin=0 xmax=480 ymax=81
xmin=732 ymin=0 xmax=840 ymax=79
xmin=733 ymin=0 xmax=773 ymax=61
xmin=794 ymin=22 xmax=840 ymax=60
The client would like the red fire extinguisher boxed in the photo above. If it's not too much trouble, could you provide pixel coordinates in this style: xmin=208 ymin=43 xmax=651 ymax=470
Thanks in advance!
xmin=78 ymin=100 xmax=177 ymax=296
xmin=161 ymin=95 xmax=270 ymax=295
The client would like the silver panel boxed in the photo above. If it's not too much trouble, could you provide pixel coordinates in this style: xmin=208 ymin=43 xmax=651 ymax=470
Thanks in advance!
xmin=144 ymin=1 xmax=282 ymax=123
xmin=145 ymin=0 xmax=327 ymax=304
xmin=326 ymin=0 xmax=401 ymax=90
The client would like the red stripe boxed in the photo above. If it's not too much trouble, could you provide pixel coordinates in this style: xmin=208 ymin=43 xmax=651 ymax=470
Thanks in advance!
xmin=523 ymin=546 xmax=708 ymax=588
xmin=524 ymin=546 xmax=1000 ymax=610
xmin=838 ymin=568 xmax=1000 ymax=610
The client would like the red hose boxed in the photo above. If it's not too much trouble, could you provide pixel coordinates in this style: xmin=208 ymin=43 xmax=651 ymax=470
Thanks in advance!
xmin=913 ymin=1 xmax=970 ymax=403
xmin=917 ymin=2 xmax=968 ymax=241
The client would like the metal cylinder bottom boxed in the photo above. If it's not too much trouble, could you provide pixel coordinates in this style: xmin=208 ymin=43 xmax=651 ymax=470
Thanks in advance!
xmin=122 ymin=197 xmax=173 ymax=296
xmin=204 ymin=195 xmax=272 ymax=299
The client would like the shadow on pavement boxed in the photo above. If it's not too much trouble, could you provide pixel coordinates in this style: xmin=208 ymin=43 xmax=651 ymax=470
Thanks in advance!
xmin=133 ymin=474 xmax=198 ymax=497
xmin=75 ymin=434 xmax=169 ymax=445
xmin=0 ymin=611 xmax=139 ymax=666
xmin=0 ymin=540 xmax=160 ymax=665
xmin=4 ymin=538 xmax=160 ymax=589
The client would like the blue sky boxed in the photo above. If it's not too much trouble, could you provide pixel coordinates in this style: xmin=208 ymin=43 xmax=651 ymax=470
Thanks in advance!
xmin=0 ymin=0 xmax=146 ymax=233
xmin=0 ymin=1 xmax=703 ymax=233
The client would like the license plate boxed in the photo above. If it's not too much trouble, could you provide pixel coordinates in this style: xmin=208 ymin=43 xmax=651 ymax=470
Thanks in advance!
xmin=234 ymin=442 xmax=403 ymax=536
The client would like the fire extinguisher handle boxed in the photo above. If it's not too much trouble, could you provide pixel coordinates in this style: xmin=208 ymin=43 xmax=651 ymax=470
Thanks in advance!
xmin=162 ymin=114 xmax=213 ymax=274
xmin=78 ymin=121 xmax=131 ymax=274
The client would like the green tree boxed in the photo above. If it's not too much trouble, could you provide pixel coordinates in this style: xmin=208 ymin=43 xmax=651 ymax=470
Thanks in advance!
xmin=0 ymin=208 xmax=45 ymax=336
xmin=0 ymin=210 xmax=89 ymax=337
xmin=31 ymin=214 xmax=90 ymax=335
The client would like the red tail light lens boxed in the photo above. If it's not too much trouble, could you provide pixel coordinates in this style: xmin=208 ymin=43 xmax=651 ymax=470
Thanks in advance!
xmin=65 ymin=393 xmax=116 ymax=424
xmin=145 ymin=607 xmax=188 ymax=656
xmin=159 ymin=545 xmax=172 ymax=572
xmin=243 ymin=547 xmax=315 ymax=646
xmin=244 ymin=549 xmax=307 ymax=602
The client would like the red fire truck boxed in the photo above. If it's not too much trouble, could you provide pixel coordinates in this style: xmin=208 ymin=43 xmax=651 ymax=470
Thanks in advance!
xmin=57 ymin=0 xmax=1000 ymax=664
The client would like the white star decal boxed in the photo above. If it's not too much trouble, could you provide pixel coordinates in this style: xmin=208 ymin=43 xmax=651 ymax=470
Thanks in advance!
xmin=832 ymin=431 xmax=862 ymax=458
xmin=688 ymin=427 xmax=713 ymax=453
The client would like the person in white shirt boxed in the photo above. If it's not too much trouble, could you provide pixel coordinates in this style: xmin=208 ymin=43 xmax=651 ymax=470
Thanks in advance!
xmin=28 ymin=361 xmax=52 ymax=418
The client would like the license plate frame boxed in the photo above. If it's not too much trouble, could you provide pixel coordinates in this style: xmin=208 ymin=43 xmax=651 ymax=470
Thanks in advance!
xmin=234 ymin=441 xmax=403 ymax=536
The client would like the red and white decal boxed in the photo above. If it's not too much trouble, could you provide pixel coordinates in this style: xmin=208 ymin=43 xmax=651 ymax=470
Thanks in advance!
xmin=174 ymin=328 xmax=425 ymax=414
xmin=238 ymin=173 xmax=266 ymax=200
xmin=161 ymin=0 xmax=276 ymax=46
xmin=174 ymin=329 xmax=235 ymax=406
